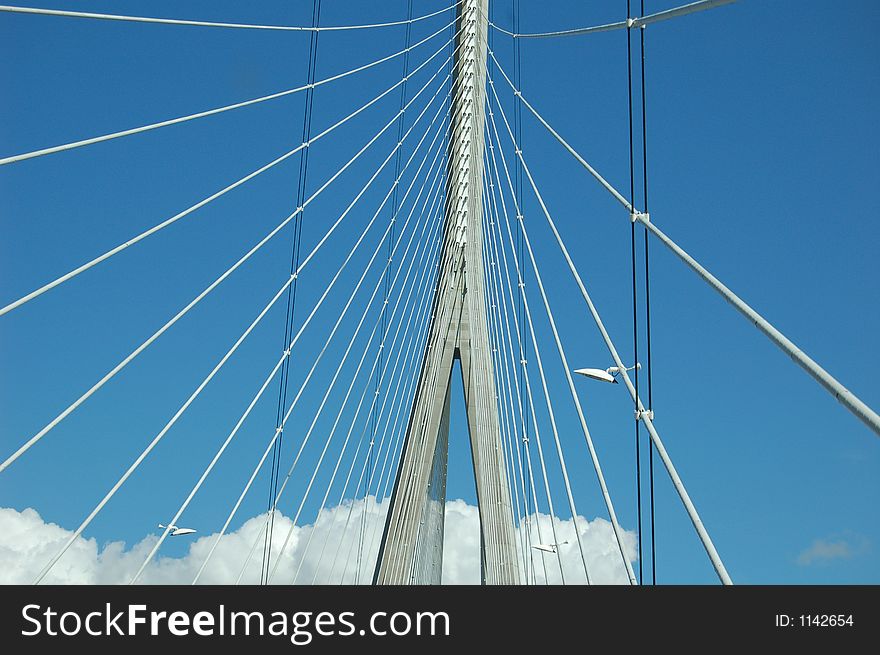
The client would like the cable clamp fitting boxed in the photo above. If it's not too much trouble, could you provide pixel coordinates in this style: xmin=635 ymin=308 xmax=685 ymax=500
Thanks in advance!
xmin=626 ymin=17 xmax=637 ymax=28
xmin=630 ymin=211 xmax=649 ymax=223
xmin=635 ymin=409 xmax=655 ymax=422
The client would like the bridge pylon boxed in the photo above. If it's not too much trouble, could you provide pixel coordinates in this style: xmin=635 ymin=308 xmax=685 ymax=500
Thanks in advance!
xmin=373 ymin=0 xmax=520 ymax=585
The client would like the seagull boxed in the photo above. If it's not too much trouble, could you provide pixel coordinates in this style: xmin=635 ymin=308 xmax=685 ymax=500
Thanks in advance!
xmin=158 ymin=523 xmax=197 ymax=537
xmin=531 ymin=541 xmax=568 ymax=554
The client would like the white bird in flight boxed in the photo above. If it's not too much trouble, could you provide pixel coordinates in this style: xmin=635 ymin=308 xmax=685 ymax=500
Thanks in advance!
xmin=531 ymin=541 xmax=568 ymax=554
xmin=158 ymin=523 xmax=197 ymax=537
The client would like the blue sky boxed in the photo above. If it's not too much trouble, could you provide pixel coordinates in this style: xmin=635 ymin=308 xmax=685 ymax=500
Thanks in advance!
xmin=1 ymin=0 xmax=878 ymax=585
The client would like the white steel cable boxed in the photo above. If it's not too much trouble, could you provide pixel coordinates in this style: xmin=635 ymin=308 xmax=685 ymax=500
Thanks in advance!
xmin=1 ymin=41 xmax=459 ymax=477
xmin=0 ymin=24 xmax=462 ymax=318
xmin=483 ymin=168 xmax=548 ymax=584
xmin=481 ymin=178 xmax=531 ymax=583
xmin=198 ymin=123 xmax=452 ymax=585
xmin=260 ymin=134 xmax=451 ymax=583
xmin=258 ymin=73 xmax=463 ymax=541
xmin=269 ymin=166 xmax=449 ymax=584
xmin=314 ymin=240 xmax=441 ymax=585
xmin=40 ymin=86 xmax=443 ymax=586
xmin=0 ymin=2 xmax=462 ymax=33
xmin=290 ymin=210 xmax=445 ymax=585
xmin=265 ymin=129 xmax=453 ymax=581
xmin=236 ymin=167 xmax=446 ymax=585
xmin=488 ymin=81 xmax=637 ymax=584
xmin=306 ymin=250 xmax=440 ymax=585
xmin=488 ymin=53 xmax=880 ymax=440
xmin=485 ymin=0 xmax=735 ymax=39
xmin=131 ymin=92 xmax=452 ymax=585
xmin=195 ymin=160 xmax=439 ymax=586
xmin=354 ymin=228 xmax=450 ymax=578
xmin=336 ymin=185 xmax=461 ymax=584
xmin=489 ymin=73 xmax=734 ymax=584
xmin=0 ymin=17 xmax=457 ymax=167
xmin=487 ymin=99 xmax=590 ymax=583
xmin=32 ymin=51 xmax=456 ymax=584
xmin=189 ymin=89 xmax=456 ymax=586
xmin=485 ymin=130 xmax=566 ymax=584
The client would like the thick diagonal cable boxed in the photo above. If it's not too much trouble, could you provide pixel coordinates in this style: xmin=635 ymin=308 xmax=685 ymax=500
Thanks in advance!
xmin=0 ymin=22 xmax=460 ymax=318
xmin=2 ymin=37 xmax=459 ymax=478
xmin=488 ymin=78 xmax=636 ymax=585
xmin=484 ymin=0 xmax=735 ymax=39
xmin=0 ymin=2 xmax=462 ymax=33
xmin=489 ymin=51 xmax=879 ymax=440
xmin=495 ymin=94 xmax=734 ymax=582
xmin=485 ymin=123 xmax=569 ymax=584
xmin=34 ymin=52 xmax=454 ymax=585
xmin=189 ymin=75 xmax=459 ymax=584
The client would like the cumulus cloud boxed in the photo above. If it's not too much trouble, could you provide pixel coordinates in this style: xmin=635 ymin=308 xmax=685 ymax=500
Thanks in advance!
xmin=0 ymin=500 xmax=636 ymax=585
xmin=796 ymin=536 xmax=869 ymax=567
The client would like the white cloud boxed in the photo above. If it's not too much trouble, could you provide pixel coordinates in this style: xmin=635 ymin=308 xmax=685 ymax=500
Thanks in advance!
xmin=796 ymin=537 xmax=868 ymax=567
xmin=0 ymin=501 xmax=636 ymax=585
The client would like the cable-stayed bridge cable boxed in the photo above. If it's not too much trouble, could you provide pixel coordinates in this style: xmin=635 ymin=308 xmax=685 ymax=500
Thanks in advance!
xmin=487 ymin=48 xmax=880 ymax=440
xmin=0 ymin=24 xmax=460 ymax=318
xmin=0 ymin=17 xmax=456 ymax=168
xmin=0 ymin=33 xmax=461 ymax=478
xmin=485 ymin=0 xmax=736 ymax=39
xmin=194 ymin=108 xmax=454 ymax=583
xmin=0 ymin=2 xmax=463 ymax=33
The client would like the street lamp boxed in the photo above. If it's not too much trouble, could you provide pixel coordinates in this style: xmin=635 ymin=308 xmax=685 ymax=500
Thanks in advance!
xmin=573 ymin=362 xmax=640 ymax=384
